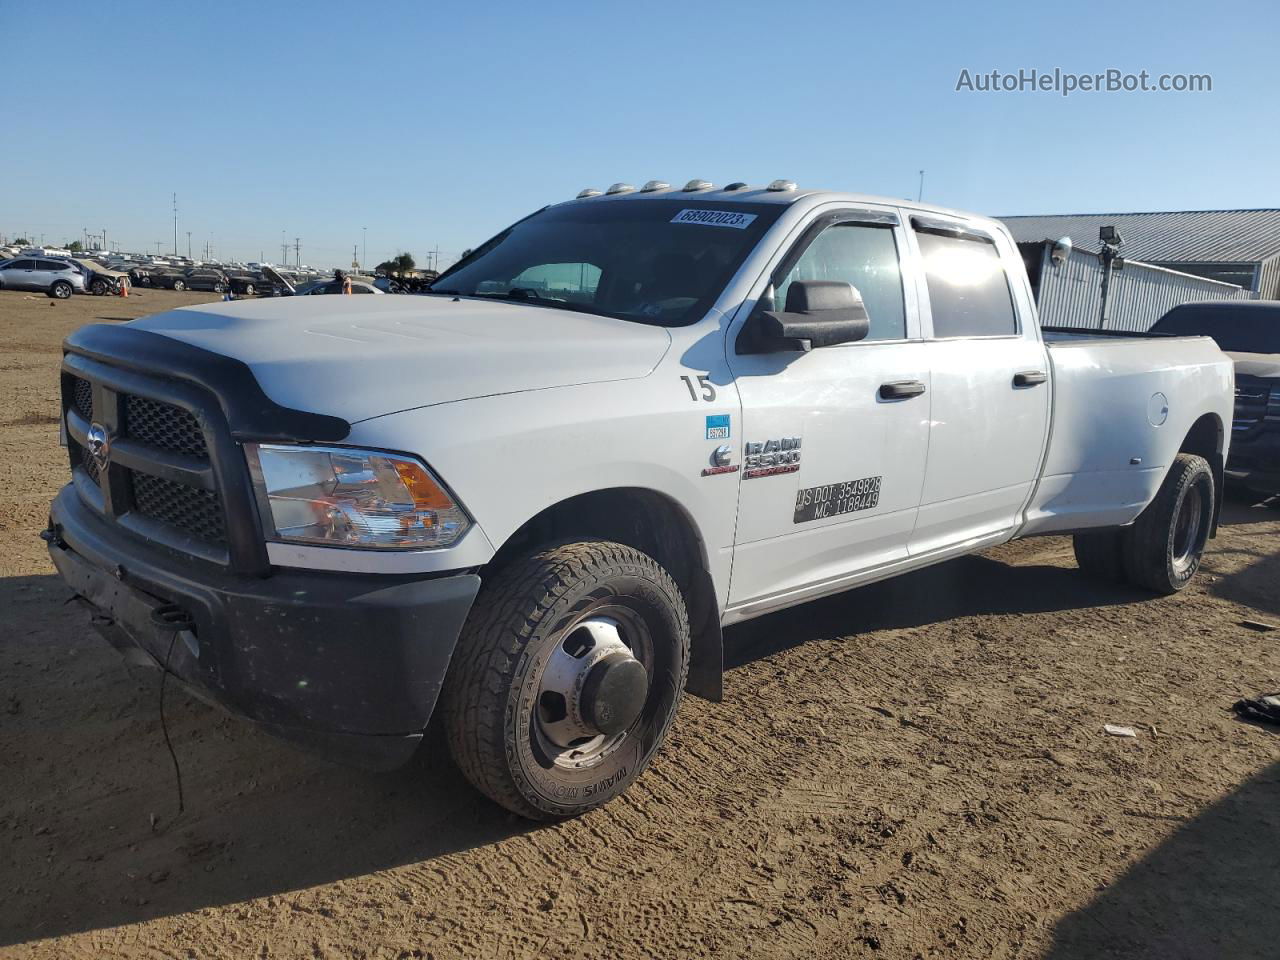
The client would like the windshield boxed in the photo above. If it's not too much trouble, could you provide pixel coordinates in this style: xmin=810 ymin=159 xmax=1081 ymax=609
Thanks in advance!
xmin=1150 ymin=304 xmax=1280 ymax=353
xmin=430 ymin=198 xmax=784 ymax=326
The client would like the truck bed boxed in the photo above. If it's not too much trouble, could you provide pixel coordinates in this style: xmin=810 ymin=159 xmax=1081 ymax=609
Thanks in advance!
xmin=1018 ymin=332 xmax=1234 ymax=536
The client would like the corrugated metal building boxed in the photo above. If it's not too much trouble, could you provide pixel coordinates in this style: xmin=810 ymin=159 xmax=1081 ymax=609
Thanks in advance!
xmin=1001 ymin=209 xmax=1280 ymax=299
xmin=1019 ymin=240 xmax=1252 ymax=332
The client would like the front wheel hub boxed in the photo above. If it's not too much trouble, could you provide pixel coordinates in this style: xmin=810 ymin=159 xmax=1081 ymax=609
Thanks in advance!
xmin=536 ymin=616 xmax=649 ymax=759
xmin=581 ymin=653 xmax=648 ymax=736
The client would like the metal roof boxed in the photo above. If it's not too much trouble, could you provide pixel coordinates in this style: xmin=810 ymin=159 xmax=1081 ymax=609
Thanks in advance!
xmin=999 ymin=209 xmax=1280 ymax=265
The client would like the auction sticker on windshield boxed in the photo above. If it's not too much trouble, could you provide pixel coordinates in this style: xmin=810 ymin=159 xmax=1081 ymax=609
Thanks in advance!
xmin=671 ymin=209 xmax=758 ymax=229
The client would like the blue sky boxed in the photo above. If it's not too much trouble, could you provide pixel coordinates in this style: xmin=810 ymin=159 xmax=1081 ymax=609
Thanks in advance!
xmin=3 ymin=0 xmax=1276 ymax=268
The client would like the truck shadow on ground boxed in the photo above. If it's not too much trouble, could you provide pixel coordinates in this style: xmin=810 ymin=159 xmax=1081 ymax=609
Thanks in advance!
xmin=1044 ymin=754 xmax=1280 ymax=960
xmin=724 ymin=551 xmax=1143 ymax=667
xmin=0 ymin=538 xmax=1258 ymax=947
xmin=1210 ymin=494 xmax=1280 ymax=617
xmin=0 ymin=574 xmax=531 ymax=947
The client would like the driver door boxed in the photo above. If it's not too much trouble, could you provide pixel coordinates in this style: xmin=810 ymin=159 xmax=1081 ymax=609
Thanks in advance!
xmin=725 ymin=208 xmax=932 ymax=617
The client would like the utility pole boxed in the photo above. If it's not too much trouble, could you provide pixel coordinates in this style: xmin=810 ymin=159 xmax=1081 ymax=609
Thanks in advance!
xmin=281 ymin=232 xmax=289 ymax=267
xmin=917 ymin=170 xmax=925 ymax=203
xmin=352 ymin=245 xmax=359 ymax=270
xmin=362 ymin=227 xmax=367 ymax=271
xmin=294 ymin=237 xmax=301 ymax=268
xmin=155 ymin=241 xmax=163 ymax=255
xmin=102 ymin=228 xmax=107 ymax=252
xmin=187 ymin=232 xmax=192 ymax=259
xmin=172 ymin=193 xmax=178 ymax=255
xmin=83 ymin=227 xmax=88 ymax=249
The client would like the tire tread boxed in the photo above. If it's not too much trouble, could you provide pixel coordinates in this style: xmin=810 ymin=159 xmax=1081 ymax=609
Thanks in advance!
xmin=441 ymin=540 xmax=688 ymax=820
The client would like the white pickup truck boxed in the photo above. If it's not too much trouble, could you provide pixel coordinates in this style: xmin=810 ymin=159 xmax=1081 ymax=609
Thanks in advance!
xmin=48 ymin=180 xmax=1233 ymax=819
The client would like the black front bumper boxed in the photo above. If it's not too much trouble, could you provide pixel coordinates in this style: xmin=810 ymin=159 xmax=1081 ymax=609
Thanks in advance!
xmin=1227 ymin=428 xmax=1280 ymax=496
xmin=48 ymin=484 xmax=481 ymax=770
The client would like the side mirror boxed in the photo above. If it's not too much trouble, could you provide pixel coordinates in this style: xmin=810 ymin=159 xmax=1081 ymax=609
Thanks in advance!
xmin=739 ymin=280 xmax=871 ymax=354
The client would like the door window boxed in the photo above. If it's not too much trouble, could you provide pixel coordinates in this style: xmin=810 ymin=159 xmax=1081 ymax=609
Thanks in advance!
xmin=773 ymin=223 xmax=906 ymax=341
xmin=39 ymin=260 xmax=67 ymax=271
xmin=915 ymin=230 xmax=1017 ymax=338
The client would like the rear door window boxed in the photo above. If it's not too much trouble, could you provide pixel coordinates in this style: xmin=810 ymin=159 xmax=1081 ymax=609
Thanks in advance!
xmin=915 ymin=227 xmax=1018 ymax=338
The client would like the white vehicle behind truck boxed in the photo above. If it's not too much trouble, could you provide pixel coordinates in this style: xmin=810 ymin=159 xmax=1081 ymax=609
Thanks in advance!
xmin=48 ymin=179 xmax=1233 ymax=819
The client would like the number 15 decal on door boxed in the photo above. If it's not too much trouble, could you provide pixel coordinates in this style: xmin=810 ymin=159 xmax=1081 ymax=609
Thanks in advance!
xmin=680 ymin=375 xmax=716 ymax=402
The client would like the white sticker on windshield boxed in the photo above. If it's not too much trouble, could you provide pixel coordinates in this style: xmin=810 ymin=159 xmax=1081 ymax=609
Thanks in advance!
xmin=671 ymin=209 xmax=758 ymax=229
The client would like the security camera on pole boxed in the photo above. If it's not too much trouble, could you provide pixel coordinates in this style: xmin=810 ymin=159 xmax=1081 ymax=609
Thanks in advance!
xmin=1097 ymin=225 xmax=1124 ymax=330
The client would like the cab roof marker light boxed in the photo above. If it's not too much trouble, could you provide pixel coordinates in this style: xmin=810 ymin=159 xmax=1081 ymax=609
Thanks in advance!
xmin=605 ymin=183 xmax=637 ymax=195
xmin=767 ymin=179 xmax=797 ymax=192
xmin=682 ymin=179 xmax=713 ymax=191
xmin=724 ymin=182 xmax=748 ymax=191
xmin=640 ymin=180 xmax=670 ymax=193
xmin=576 ymin=188 xmax=602 ymax=198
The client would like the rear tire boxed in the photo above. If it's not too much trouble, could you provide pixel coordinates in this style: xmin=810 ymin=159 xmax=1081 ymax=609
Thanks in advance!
xmin=1121 ymin=453 xmax=1214 ymax=594
xmin=49 ymin=281 xmax=72 ymax=299
xmin=172 ymin=279 xmax=187 ymax=291
xmin=1072 ymin=529 xmax=1125 ymax=583
xmin=441 ymin=540 xmax=689 ymax=820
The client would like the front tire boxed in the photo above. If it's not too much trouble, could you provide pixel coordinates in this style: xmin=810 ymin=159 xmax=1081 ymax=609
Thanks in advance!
xmin=441 ymin=541 xmax=689 ymax=820
xmin=1121 ymin=453 xmax=1214 ymax=594
xmin=172 ymin=279 xmax=187 ymax=291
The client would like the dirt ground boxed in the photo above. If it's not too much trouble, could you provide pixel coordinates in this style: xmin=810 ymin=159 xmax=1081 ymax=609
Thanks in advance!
xmin=1 ymin=287 xmax=1278 ymax=959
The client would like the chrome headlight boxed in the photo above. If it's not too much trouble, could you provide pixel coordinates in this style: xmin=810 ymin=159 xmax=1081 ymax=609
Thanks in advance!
xmin=244 ymin=444 xmax=470 ymax=549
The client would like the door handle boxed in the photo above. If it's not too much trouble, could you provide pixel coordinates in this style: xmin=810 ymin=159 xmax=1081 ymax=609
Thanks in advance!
xmin=879 ymin=380 xmax=926 ymax=400
xmin=1013 ymin=370 xmax=1047 ymax=387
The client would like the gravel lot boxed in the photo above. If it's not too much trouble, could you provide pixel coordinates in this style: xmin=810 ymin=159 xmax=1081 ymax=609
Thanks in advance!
xmin=1 ymin=288 xmax=1277 ymax=959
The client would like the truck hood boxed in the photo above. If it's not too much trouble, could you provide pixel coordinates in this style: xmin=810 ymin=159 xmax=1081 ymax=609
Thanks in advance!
xmin=128 ymin=295 xmax=672 ymax=422
xmin=1226 ymin=351 xmax=1280 ymax=379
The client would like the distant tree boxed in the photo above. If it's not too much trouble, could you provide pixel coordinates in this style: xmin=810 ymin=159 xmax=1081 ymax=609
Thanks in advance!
xmin=376 ymin=253 xmax=417 ymax=278
xmin=13 ymin=237 xmax=29 ymax=246
xmin=67 ymin=240 xmax=84 ymax=253
xmin=459 ymin=248 xmax=473 ymax=261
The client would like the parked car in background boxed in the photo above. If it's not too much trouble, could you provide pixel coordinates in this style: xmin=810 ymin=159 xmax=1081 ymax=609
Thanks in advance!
xmin=70 ymin=258 xmax=129 ymax=296
xmin=224 ymin=270 xmax=279 ymax=297
xmin=0 ymin=257 xmax=85 ymax=298
xmin=1150 ymin=300 xmax=1280 ymax=499
xmin=129 ymin=264 xmax=166 ymax=287
xmin=296 ymin=278 xmax=383 ymax=295
xmin=151 ymin=267 xmax=228 ymax=293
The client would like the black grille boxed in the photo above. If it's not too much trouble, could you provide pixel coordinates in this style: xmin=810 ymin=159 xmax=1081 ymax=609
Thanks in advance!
xmin=71 ymin=438 xmax=100 ymax=483
xmin=132 ymin=473 xmax=227 ymax=546
xmin=72 ymin=377 xmax=93 ymax=420
xmin=1234 ymin=376 xmax=1271 ymax=434
xmin=123 ymin=395 xmax=208 ymax=457
xmin=63 ymin=371 xmax=231 ymax=557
